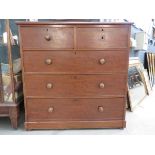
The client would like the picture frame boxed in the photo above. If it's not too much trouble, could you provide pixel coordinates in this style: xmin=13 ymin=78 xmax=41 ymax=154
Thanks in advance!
xmin=140 ymin=69 xmax=152 ymax=95
xmin=127 ymin=58 xmax=147 ymax=111
xmin=151 ymin=53 xmax=155 ymax=85
xmin=146 ymin=52 xmax=155 ymax=88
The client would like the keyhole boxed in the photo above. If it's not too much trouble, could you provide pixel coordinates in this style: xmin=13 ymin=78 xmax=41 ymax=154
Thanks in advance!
xmin=46 ymin=28 xmax=48 ymax=31
xmin=101 ymin=28 xmax=104 ymax=31
xmin=101 ymin=36 xmax=104 ymax=39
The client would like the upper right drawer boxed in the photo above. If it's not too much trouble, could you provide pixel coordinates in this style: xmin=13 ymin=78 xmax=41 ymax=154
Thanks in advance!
xmin=76 ymin=26 xmax=129 ymax=49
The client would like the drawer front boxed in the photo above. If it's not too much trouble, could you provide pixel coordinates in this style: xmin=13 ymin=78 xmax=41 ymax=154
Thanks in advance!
xmin=23 ymin=51 xmax=128 ymax=73
xmin=20 ymin=26 xmax=74 ymax=49
xmin=26 ymin=98 xmax=125 ymax=121
xmin=77 ymin=27 xmax=129 ymax=49
xmin=24 ymin=74 xmax=127 ymax=97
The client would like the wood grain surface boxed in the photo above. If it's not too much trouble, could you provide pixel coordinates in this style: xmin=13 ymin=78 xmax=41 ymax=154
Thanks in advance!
xmin=18 ymin=22 xmax=131 ymax=129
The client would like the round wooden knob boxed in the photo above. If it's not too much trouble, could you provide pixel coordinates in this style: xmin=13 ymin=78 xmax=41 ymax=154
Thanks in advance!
xmin=101 ymin=36 xmax=104 ymax=40
xmin=98 ymin=106 xmax=104 ymax=112
xmin=45 ymin=35 xmax=51 ymax=41
xmin=48 ymin=107 xmax=54 ymax=113
xmin=99 ymin=82 xmax=105 ymax=89
xmin=45 ymin=58 xmax=52 ymax=65
xmin=99 ymin=58 xmax=106 ymax=64
xmin=46 ymin=83 xmax=53 ymax=89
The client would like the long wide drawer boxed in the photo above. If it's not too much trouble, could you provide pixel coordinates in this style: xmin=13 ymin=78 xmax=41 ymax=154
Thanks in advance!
xmin=26 ymin=98 xmax=125 ymax=121
xmin=76 ymin=26 xmax=129 ymax=49
xmin=20 ymin=26 xmax=74 ymax=49
xmin=23 ymin=51 xmax=128 ymax=73
xmin=24 ymin=74 xmax=127 ymax=97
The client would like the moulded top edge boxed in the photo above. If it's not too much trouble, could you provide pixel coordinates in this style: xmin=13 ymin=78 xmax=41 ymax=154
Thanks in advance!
xmin=16 ymin=21 xmax=133 ymax=26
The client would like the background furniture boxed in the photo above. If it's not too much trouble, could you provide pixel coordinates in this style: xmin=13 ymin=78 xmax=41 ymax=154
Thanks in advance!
xmin=0 ymin=19 xmax=23 ymax=128
xmin=17 ymin=21 xmax=131 ymax=130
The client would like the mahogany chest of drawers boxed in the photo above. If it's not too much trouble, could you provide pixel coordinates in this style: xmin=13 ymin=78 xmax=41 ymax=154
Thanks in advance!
xmin=17 ymin=22 xmax=131 ymax=130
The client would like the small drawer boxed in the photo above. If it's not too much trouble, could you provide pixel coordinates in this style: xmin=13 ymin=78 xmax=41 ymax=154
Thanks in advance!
xmin=20 ymin=26 xmax=74 ymax=49
xmin=24 ymin=74 xmax=127 ymax=98
xmin=76 ymin=26 xmax=129 ymax=49
xmin=23 ymin=51 xmax=128 ymax=73
xmin=26 ymin=98 xmax=125 ymax=121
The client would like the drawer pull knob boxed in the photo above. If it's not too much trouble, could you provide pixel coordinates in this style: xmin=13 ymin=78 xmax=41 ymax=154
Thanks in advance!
xmin=45 ymin=35 xmax=51 ymax=41
xmin=99 ymin=58 xmax=106 ymax=64
xmin=48 ymin=107 xmax=54 ymax=113
xmin=46 ymin=83 xmax=53 ymax=89
xmin=45 ymin=58 xmax=52 ymax=65
xmin=101 ymin=35 xmax=105 ymax=40
xmin=98 ymin=106 xmax=104 ymax=112
xmin=99 ymin=82 xmax=105 ymax=89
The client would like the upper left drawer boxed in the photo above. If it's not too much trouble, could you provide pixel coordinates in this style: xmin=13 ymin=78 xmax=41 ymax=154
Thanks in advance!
xmin=20 ymin=26 xmax=74 ymax=50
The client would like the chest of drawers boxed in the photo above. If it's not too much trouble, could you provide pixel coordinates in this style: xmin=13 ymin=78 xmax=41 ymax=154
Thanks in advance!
xmin=17 ymin=22 xmax=131 ymax=130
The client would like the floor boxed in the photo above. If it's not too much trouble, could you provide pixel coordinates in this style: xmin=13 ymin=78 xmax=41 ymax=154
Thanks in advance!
xmin=0 ymin=89 xmax=155 ymax=135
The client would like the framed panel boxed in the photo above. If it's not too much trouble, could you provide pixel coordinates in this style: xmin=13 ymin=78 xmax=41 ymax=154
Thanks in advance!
xmin=128 ymin=58 xmax=147 ymax=111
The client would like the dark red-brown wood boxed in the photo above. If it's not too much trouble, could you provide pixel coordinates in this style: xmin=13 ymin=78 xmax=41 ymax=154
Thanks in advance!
xmin=17 ymin=22 xmax=131 ymax=130
xmin=0 ymin=103 xmax=19 ymax=128
xmin=23 ymin=51 xmax=128 ymax=74
xmin=20 ymin=27 xmax=74 ymax=49
xmin=24 ymin=74 xmax=127 ymax=97
xmin=25 ymin=120 xmax=126 ymax=130
xmin=76 ymin=27 xmax=129 ymax=49
xmin=26 ymin=98 xmax=125 ymax=121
